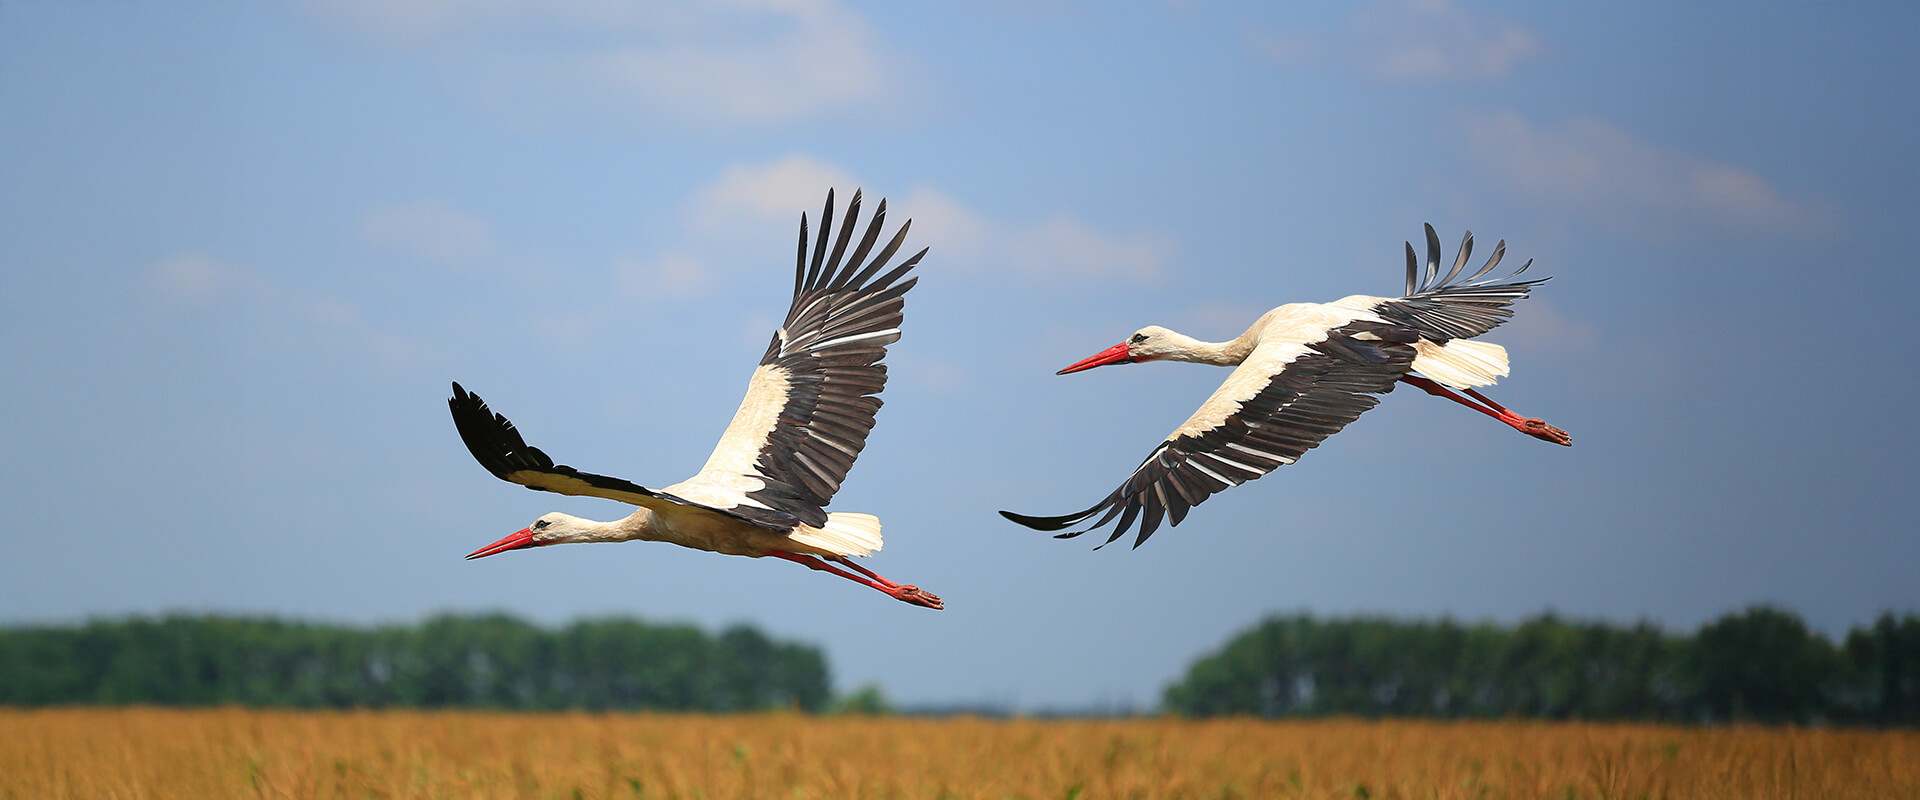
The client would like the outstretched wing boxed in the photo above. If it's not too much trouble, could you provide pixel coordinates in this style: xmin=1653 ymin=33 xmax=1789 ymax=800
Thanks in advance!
xmin=1000 ymin=322 xmax=1418 ymax=549
xmin=672 ymin=188 xmax=926 ymax=530
xmin=1376 ymin=223 xmax=1546 ymax=342
xmin=1001 ymin=224 xmax=1545 ymax=548
xmin=448 ymin=382 xmax=759 ymax=523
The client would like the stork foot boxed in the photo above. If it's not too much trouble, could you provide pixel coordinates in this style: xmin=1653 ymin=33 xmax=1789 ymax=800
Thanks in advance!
xmin=1516 ymin=418 xmax=1572 ymax=446
xmin=765 ymin=551 xmax=943 ymax=609
xmin=1401 ymin=377 xmax=1571 ymax=447
xmin=891 ymin=585 xmax=944 ymax=610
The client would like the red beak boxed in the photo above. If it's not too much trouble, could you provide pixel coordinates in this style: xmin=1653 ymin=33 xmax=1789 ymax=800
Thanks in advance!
xmin=466 ymin=527 xmax=537 ymax=560
xmin=1057 ymin=342 xmax=1136 ymax=375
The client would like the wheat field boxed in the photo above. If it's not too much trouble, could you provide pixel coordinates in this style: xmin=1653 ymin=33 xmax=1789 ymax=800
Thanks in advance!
xmin=4 ymin=708 xmax=1917 ymax=799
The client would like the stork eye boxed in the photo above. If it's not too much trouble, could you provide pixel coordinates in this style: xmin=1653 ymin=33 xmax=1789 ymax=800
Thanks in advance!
xmin=533 ymin=520 xmax=550 ymax=530
xmin=1130 ymin=333 xmax=1149 ymax=344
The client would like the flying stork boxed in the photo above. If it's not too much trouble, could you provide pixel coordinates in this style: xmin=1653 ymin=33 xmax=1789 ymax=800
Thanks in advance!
xmin=449 ymin=189 xmax=940 ymax=609
xmin=1001 ymin=224 xmax=1569 ymax=550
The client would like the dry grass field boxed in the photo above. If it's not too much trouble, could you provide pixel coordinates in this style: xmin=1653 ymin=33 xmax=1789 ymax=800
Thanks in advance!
xmin=4 ymin=708 xmax=1917 ymax=799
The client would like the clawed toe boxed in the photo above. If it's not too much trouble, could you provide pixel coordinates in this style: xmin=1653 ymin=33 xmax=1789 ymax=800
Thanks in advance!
xmin=894 ymin=585 xmax=944 ymax=610
xmin=1521 ymin=419 xmax=1572 ymax=446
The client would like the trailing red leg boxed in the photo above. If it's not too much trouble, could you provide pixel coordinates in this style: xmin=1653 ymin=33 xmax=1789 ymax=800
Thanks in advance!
xmin=763 ymin=551 xmax=944 ymax=609
xmin=1399 ymin=376 xmax=1571 ymax=446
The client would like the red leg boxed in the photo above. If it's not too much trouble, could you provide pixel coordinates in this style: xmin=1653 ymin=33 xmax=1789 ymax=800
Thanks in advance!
xmin=1461 ymin=387 xmax=1518 ymax=416
xmin=825 ymin=554 xmax=899 ymax=588
xmin=1398 ymin=376 xmax=1571 ymax=446
xmin=762 ymin=551 xmax=943 ymax=609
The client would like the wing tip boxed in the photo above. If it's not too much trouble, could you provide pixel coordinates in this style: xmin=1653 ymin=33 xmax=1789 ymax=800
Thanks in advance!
xmin=999 ymin=508 xmax=1094 ymax=533
xmin=1002 ymin=501 xmax=1155 ymax=548
xmin=1404 ymin=225 xmax=1548 ymax=297
xmin=999 ymin=508 xmax=1062 ymax=530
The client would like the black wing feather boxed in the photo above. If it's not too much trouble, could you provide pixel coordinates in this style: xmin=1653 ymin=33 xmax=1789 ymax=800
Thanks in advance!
xmin=741 ymin=189 xmax=926 ymax=525
xmin=1000 ymin=322 xmax=1417 ymax=549
xmin=1381 ymin=223 xmax=1545 ymax=343
xmin=446 ymin=382 xmax=776 ymax=526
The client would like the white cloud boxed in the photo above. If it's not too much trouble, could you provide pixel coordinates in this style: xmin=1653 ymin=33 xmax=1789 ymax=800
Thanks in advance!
xmin=677 ymin=157 xmax=1168 ymax=286
xmin=612 ymin=251 xmax=710 ymax=301
xmin=1464 ymin=112 xmax=1827 ymax=236
xmin=357 ymin=201 xmax=497 ymax=265
xmin=895 ymin=186 xmax=989 ymax=261
xmin=301 ymin=295 xmax=434 ymax=366
xmin=297 ymin=0 xmax=755 ymax=42
xmin=687 ymin=159 xmax=1064 ymax=278
xmin=297 ymin=0 xmax=900 ymax=126
xmin=585 ymin=2 xmax=885 ymax=123
xmin=870 ymin=184 xmax=1168 ymax=283
xmin=1001 ymin=215 xmax=1168 ymax=282
xmin=151 ymin=254 xmax=261 ymax=305
xmin=148 ymin=252 xmax=435 ymax=367
xmin=690 ymin=156 xmax=863 ymax=231
xmin=1250 ymin=0 xmax=1541 ymax=82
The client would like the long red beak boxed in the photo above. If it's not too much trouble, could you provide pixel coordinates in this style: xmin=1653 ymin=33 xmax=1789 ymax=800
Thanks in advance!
xmin=466 ymin=527 xmax=536 ymax=560
xmin=1057 ymin=342 xmax=1135 ymax=375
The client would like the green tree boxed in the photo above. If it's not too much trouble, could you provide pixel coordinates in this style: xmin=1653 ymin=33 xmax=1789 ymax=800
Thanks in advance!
xmin=0 ymin=613 xmax=829 ymax=712
xmin=832 ymin=683 xmax=893 ymax=715
xmin=1842 ymin=611 xmax=1920 ymax=724
xmin=1164 ymin=610 xmax=1786 ymax=723
xmin=1688 ymin=605 xmax=1839 ymax=723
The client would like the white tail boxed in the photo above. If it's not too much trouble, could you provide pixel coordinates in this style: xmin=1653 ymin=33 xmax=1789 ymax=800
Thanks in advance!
xmin=1411 ymin=339 xmax=1510 ymax=389
xmin=785 ymin=512 xmax=884 ymax=557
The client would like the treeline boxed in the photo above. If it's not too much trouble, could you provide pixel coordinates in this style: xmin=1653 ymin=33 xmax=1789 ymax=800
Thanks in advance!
xmin=0 ymin=613 xmax=829 ymax=711
xmin=1165 ymin=606 xmax=1920 ymax=725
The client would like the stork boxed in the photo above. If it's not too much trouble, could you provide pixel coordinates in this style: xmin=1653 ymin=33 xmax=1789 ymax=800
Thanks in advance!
xmin=450 ymin=189 xmax=940 ymax=609
xmin=1001 ymin=224 xmax=1568 ymax=549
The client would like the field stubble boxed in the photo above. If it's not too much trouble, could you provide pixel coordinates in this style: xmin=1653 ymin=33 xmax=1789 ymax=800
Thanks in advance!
xmin=3 ymin=708 xmax=1917 ymax=799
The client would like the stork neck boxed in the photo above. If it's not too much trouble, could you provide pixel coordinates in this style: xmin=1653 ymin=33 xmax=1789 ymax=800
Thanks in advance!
xmin=1165 ymin=324 xmax=1261 ymax=366
xmin=546 ymin=510 xmax=657 ymax=545
xmin=608 ymin=508 xmax=662 ymax=543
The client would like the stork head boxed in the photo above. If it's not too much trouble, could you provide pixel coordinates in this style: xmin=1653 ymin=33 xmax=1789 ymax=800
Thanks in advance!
xmin=1056 ymin=326 xmax=1177 ymax=374
xmin=465 ymin=512 xmax=595 ymax=559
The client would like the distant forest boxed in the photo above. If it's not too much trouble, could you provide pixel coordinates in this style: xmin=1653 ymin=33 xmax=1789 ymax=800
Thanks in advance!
xmin=1164 ymin=606 xmax=1920 ymax=725
xmin=0 ymin=613 xmax=829 ymax=712
xmin=3 ymin=607 xmax=1916 ymax=724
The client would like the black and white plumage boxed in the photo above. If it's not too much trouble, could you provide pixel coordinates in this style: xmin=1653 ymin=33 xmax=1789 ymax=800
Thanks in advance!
xmin=1001 ymin=225 xmax=1569 ymax=550
xmin=449 ymin=189 xmax=940 ymax=609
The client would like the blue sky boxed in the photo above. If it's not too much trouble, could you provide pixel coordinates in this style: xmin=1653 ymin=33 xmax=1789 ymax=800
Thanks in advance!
xmin=4 ymin=1 xmax=1916 ymax=710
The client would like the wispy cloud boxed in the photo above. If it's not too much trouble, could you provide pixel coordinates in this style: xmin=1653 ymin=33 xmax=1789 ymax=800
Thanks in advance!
xmin=996 ymin=214 xmax=1169 ymax=282
xmin=897 ymin=189 xmax=1170 ymax=284
xmin=665 ymin=156 xmax=863 ymax=311
xmin=357 ymin=201 xmax=498 ymax=265
xmin=611 ymin=252 xmax=709 ymax=301
xmin=690 ymin=156 xmax=863 ymax=230
xmin=151 ymin=253 xmax=263 ymax=306
xmin=686 ymin=157 xmax=1170 ymax=284
xmin=296 ymin=0 xmax=903 ymax=126
xmin=1250 ymin=0 xmax=1541 ymax=81
xmin=149 ymin=252 xmax=434 ymax=368
xmin=898 ymin=190 xmax=1169 ymax=284
xmin=1463 ymin=111 xmax=1830 ymax=236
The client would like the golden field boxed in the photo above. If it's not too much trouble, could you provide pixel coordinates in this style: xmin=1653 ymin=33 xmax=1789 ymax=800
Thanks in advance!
xmin=4 ymin=708 xmax=1918 ymax=799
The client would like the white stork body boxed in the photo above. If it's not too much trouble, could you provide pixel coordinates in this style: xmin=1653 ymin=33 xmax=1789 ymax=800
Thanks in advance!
xmin=450 ymin=189 xmax=940 ymax=609
xmin=1002 ymin=225 xmax=1568 ymax=550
